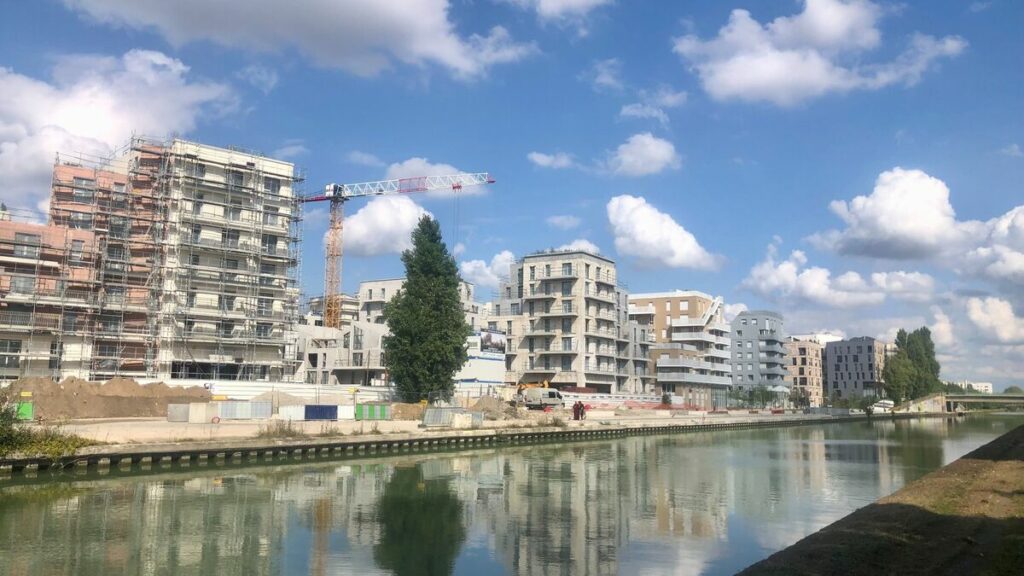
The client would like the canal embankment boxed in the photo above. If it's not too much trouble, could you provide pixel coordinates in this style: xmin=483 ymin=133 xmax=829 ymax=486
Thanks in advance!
xmin=1 ymin=411 xmax=948 ymax=477
xmin=740 ymin=422 xmax=1024 ymax=576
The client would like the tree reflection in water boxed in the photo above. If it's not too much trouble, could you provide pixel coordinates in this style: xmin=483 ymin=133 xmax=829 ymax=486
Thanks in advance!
xmin=374 ymin=466 xmax=466 ymax=576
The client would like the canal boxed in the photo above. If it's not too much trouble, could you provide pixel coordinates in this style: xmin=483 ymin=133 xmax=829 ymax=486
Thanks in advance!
xmin=1 ymin=415 xmax=1021 ymax=575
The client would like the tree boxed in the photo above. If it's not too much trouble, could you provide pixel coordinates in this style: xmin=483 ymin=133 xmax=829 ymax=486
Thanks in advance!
xmin=383 ymin=216 xmax=471 ymax=403
xmin=884 ymin=326 xmax=942 ymax=401
xmin=882 ymin=350 xmax=916 ymax=404
xmin=1006 ymin=385 xmax=1024 ymax=395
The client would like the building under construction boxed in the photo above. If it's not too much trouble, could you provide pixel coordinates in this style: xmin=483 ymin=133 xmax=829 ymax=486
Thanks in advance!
xmin=0 ymin=137 xmax=302 ymax=382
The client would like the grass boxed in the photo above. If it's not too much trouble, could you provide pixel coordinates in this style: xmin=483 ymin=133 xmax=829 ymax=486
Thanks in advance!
xmin=255 ymin=420 xmax=308 ymax=439
xmin=1 ymin=403 xmax=97 ymax=460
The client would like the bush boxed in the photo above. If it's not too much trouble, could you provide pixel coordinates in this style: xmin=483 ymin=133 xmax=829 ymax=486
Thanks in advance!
xmin=0 ymin=402 xmax=28 ymax=456
xmin=256 ymin=420 xmax=307 ymax=439
xmin=1 ymin=401 xmax=95 ymax=459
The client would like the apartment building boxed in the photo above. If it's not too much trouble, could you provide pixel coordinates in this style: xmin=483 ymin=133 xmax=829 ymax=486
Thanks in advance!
xmin=824 ymin=337 xmax=887 ymax=399
xmin=784 ymin=339 xmax=824 ymax=407
xmin=495 ymin=249 xmax=648 ymax=393
xmin=357 ymin=278 xmax=485 ymax=329
xmin=730 ymin=311 xmax=788 ymax=391
xmin=0 ymin=137 xmax=301 ymax=382
xmin=952 ymin=381 xmax=993 ymax=394
xmin=304 ymin=294 xmax=358 ymax=327
xmin=628 ymin=291 xmax=731 ymax=409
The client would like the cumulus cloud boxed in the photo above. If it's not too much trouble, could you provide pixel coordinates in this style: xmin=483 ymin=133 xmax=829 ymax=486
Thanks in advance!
xmin=557 ymin=238 xmax=600 ymax=254
xmin=742 ymin=245 xmax=884 ymax=307
xmin=343 ymin=196 xmax=430 ymax=256
xmin=0 ymin=49 xmax=233 ymax=212
xmin=606 ymin=195 xmax=718 ymax=269
xmin=724 ymin=302 xmax=748 ymax=321
xmin=546 ymin=215 xmax=581 ymax=230
xmin=620 ymin=86 xmax=687 ymax=126
xmin=582 ymin=58 xmax=623 ymax=91
xmin=619 ymin=103 xmax=669 ymax=126
xmin=505 ymin=0 xmax=611 ymax=32
xmin=608 ymin=132 xmax=681 ymax=176
xmin=452 ymin=242 xmax=466 ymax=258
xmin=810 ymin=167 xmax=974 ymax=259
xmin=930 ymin=306 xmax=955 ymax=348
xmin=672 ymin=0 xmax=966 ymax=106
xmin=966 ymin=297 xmax=1024 ymax=344
xmin=347 ymin=150 xmax=385 ymax=167
xmin=236 ymin=64 xmax=278 ymax=93
xmin=527 ymin=151 xmax=574 ymax=169
xmin=460 ymin=250 xmax=515 ymax=289
xmin=870 ymin=271 xmax=935 ymax=302
xmin=63 ymin=0 xmax=535 ymax=79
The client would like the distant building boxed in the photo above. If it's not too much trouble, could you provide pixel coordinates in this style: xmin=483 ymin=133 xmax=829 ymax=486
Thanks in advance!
xmin=953 ymin=381 xmax=993 ymax=394
xmin=730 ymin=311 xmax=788 ymax=391
xmin=784 ymin=339 xmax=824 ymax=407
xmin=629 ymin=290 xmax=732 ymax=409
xmin=304 ymin=294 xmax=358 ymax=326
xmin=357 ymin=278 xmax=485 ymax=329
xmin=824 ymin=337 xmax=887 ymax=399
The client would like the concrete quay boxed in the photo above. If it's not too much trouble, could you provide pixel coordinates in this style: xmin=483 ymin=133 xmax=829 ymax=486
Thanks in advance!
xmin=0 ymin=411 xmax=945 ymax=478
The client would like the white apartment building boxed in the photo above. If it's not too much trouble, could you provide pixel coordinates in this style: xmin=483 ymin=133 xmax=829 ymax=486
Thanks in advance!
xmin=495 ymin=250 xmax=649 ymax=393
xmin=628 ymin=291 xmax=731 ymax=409
xmin=357 ymin=278 xmax=486 ymax=329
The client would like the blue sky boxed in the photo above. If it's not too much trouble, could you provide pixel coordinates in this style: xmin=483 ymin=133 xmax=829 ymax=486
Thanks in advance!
xmin=1 ymin=1 xmax=1022 ymax=389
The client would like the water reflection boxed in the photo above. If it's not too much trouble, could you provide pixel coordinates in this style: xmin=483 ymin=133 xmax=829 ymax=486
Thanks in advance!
xmin=0 ymin=415 xmax=1020 ymax=576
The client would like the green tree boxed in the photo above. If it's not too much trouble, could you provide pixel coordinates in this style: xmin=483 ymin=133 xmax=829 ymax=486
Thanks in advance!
xmin=884 ymin=326 xmax=942 ymax=401
xmin=1005 ymin=385 xmax=1024 ymax=395
xmin=383 ymin=216 xmax=471 ymax=403
xmin=882 ymin=350 xmax=916 ymax=404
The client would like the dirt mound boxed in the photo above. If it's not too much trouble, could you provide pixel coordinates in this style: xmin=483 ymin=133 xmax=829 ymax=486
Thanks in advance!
xmin=8 ymin=376 xmax=211 ymax=420
xmin=392 ymin=402 xmax=425 ymax=421
xmin=251 ymin=391 xmax=306 ymax=412
xmin=470 ymin=396 xmax=512 ymax=420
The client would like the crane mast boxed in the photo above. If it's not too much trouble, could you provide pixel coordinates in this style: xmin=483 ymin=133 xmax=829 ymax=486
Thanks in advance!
xmin=304 ymin=172 xmax=494 ymax=328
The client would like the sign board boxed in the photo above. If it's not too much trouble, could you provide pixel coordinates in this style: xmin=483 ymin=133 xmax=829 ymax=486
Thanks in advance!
xmin=479 ymin=330 xmax=506 ymax=355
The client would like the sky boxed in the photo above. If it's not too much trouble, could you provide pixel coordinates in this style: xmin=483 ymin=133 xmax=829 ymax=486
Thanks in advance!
xmin=0 ymin=1 xmax=1022 ymax=390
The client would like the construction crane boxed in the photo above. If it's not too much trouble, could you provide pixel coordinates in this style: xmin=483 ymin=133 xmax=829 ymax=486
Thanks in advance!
xmin=303 ymin=172 xmax=495 ymax=328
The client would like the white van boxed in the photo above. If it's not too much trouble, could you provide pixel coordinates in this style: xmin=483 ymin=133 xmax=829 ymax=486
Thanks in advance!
xmin=523 ymin=388 xmax=564 ymax=410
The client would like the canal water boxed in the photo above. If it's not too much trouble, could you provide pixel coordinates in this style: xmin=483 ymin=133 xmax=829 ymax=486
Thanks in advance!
xmin=1 ymin=415 xmax=1021 ymax=575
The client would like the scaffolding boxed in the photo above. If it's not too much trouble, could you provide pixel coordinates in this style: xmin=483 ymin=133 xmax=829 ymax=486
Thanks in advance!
xmin=0 ymin=137 xmax=302 ymax=382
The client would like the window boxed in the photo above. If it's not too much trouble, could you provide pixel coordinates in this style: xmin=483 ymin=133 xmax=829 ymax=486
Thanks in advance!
xmin=561 ymin=318 xmax=572 ymax=332
xmin=260 ymin=262 xmax=276 ymax=276
xmin=261 ymin=234 xmax=278 ymax=253
xmin=736 ymin=329 xmax=743 ymax=337
xmin=528 ymin=302 xmax=535 ymax=316
xmin=219 ymin=321 xmax=234 ymax=338
xmin=227 ymin=170 xmax=244 ymax=187
xmin=191 ymin=226 xmax=201 ymax=243
xmin=10 ymin=276 xmax=34 ymax=293
xmin=109 ymin=216 xmax=129 ymax=238
xmin=73 ymin=177 xmax=94 ymax=187
xmin=263 ymin=206 xmax=279 ymax=225
xmin=106 ymin=245 xmax=125 ymax=260
xmin=563 ymin=301 xmax=573 ymax=313
xmin=562 ymin=263 xmax=572 ymax=275
xmin=264 ymin=178 xmax=281 ymax=195
xmin=13 ymin=233 xmax=40 ymax=258
xmin=752 ymin=318 xmax=758 ymax=325
xmin=225 ymin=258 xmax=239 ymax=270
xmin=187 ymin=291 xmax=196 ymax=308
xmin=223 ymin=230 xmax=240 ymax=248
xmin=562 ymin=281 xmax=571 ymax=296
xmin=69 ymin=212 xmax=93 ymax=229
xmin=0 ymin=339 xmax=21 ymax=368
xmin=529 ymin=266 xmax=535 ymax=280
xmin=258 ymin=298 xmax=272 ymax=316
xmin=561 ymin=356 xmax=572 ymax=370
xmin=256 ymin=323 xmax=272 ymax=338
xmin=189 ymin=163 xmax=206 ymax=179
xmin=510 ymin=303 xmax=520 ymax=315
xmin=220 ymin=295 xmax=236 ymax=312
xmin=70 ymin=240 xmax=85 ymax=263
xmin=72 ymin=188 xmax=94 ymax=203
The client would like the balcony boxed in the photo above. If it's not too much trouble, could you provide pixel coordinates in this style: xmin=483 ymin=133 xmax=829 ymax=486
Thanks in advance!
xmin=526 ymin=324 xmax=558 ymax=335
xmin=759 ymin=343 xmax=786 ymax=355
xmin=584 ymin=326 xmax=616 ymax=338
xmin=534 ymin=266 xmax=578 ymax=280
xmin=535 ymin=343 xmax=578 ymax=354
xmin=583 ymin=363 xmax=615 ymax=374
xmin=523 ymin=291 xmax=557 ymax=300
xmin=537 ymin=306 xmax=576 ymax=317
xmin=657 ymin=372 xmax=733 ymax=387
xmin=583 ymin=288 xmax=616 ymax=303
xmin=628 ymin=304 xmax=655 ymax=316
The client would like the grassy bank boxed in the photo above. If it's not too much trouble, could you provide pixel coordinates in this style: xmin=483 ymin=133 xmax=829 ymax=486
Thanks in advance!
xmin=1 ymin=403 xmax=97 ymax=460
xmin=740 ymin=423 xmax=1024 ymax=575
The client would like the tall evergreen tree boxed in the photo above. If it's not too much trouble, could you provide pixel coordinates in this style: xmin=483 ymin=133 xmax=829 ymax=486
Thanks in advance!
xmin=882 ymin=350 xmax=916 ymax=403
xmin=885 ymin=326 xmax=942 ymax=401
xmin=383 ymin=216 xmax=471 ymax=402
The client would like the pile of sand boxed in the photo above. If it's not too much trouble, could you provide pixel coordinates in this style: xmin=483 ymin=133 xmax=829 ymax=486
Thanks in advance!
xmin=8 ymin=376 xmax=211 ymax=420
xmin=470 ymin=396 xmax=513 ymax=420
xmin=392 ymin=402 xmax=425 ymax=421
xmin=251 ymin=390 xmax=306 ymax=412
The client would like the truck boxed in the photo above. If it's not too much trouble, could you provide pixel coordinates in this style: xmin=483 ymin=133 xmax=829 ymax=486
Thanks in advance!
xmin=523 ymin=387 xmax=564 ymax=410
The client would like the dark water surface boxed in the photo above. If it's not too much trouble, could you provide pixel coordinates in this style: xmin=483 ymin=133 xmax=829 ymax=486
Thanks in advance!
xmin=1 ymin=415 xmax=1021 ymax=575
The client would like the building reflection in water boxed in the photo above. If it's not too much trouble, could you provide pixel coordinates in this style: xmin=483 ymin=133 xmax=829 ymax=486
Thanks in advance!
xmin=0 ymin=416 xmax=1016 ymax=576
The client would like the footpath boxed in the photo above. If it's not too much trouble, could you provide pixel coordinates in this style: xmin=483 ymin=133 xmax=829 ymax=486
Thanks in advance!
xmin=740 ymin=423 xmax=1024 ymax=576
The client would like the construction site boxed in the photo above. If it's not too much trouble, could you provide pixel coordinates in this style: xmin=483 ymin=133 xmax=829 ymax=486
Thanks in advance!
xmin=0 ymin=137 xmax=303 ymax=383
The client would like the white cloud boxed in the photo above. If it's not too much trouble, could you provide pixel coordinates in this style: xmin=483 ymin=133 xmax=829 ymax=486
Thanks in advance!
xmin=64 ymin=0 xmax=535 ymax=79
xmin=343 ymin=196 xmax=430 ymax=256
xmin=931 ymin=306 xmax=955 ymax=348
xmin=452 ymin=242 xmax=466 ymax=258
xmin=272 ymin=139 xmax=308 ymax=159
xmin=527 ymin=151 xmax=574 ymax=169
xmin=608 ymin=132 xmax=681 ymax=176
xmin=557 ymin=238 xmax=600 ymax=254
xmin=460 ymin=250 xmax=515 ymax=289
xmin=870 ymin=271 xmax=935 ymax=302
xmin=724 ymin=302 xmax=748 ymax=321
xmin=606 ymin=195 xmax=718 ymax=269
xmin=347 ymin=150 xmax=385 ymax=167
xmin=999 ymin=143 xmax=1023 ymax=158
xmin=236 ymin=64 xmax=278 ymax=93
xmin=546 ymin=215 xmax=581 ymax=230
xmin=582 ymin=58 xmax=623 ymax=91
xmin=811 ymin=167 xmax=972 ymax=259
xmin=741 ymin=244 xmax=890 ymax=308
xmin=505 ymin=0 xmax=611 ymax=33
xmin=0 ymin=49 xmax=233 ymax=212
xmin=966 ymin=297 xmax=1024 ymax=344
xmin=672 ymin=0 xmax=966 ymax=106
xmin=384 ymin=157 xmax=487 ymax=198
xmin=619 ymin=103 xmax=669 ymax=126
xmin=646 ymin=86 xmax=688 ymax=108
